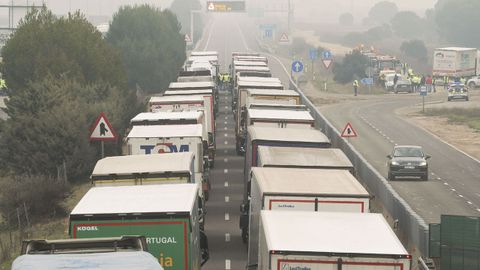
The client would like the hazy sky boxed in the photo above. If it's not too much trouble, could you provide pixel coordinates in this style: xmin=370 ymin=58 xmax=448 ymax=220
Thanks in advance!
xmin=0 ymin=0 xmax=438 ymax=26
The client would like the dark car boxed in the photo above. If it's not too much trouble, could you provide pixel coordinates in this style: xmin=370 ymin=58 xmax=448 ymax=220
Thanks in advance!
xmin=387 ymin=145 xmax=430 ymax=181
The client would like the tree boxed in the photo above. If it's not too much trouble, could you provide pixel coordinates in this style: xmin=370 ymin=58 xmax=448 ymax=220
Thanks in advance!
xmin=339 ymin=13 xmax=354 ymax=26
xmin=291 ymin=37 xmax=307 ymax=56
xmin=435 ymin=0 xmax=480 ymax=47
xmin=107 ymin=5 xmax=186 ymax=92
xmin=333 ymin=51 xmax=368 ymax=84
xmin=400 ymin=40 xmax=428 ymax=60
xmin=1 ymin=6 xmax=127 ymax=91
xmin=391 ymin=11 xmax=424 ymax=38
xmin=0 ymin=77 xmax=137 ymax=180
xmin=368 ymin=1 xmax=398 ymax=24
xmin=170 ymin=0 xmax=203 ymax=43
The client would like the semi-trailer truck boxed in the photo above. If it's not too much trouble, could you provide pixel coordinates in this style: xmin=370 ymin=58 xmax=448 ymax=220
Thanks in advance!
xmin=69 ymin=184 xmax=209 ymax=270
xmin=257 ymin=211 xmax=411 ymax=270
xmin=126 ymin=124 xmax=210 ymax=200
xmin=433 ymin=47 xmax=478 ymax=78
xmin=12 ymin=236 xmax=164 ymax=270
xmin=247 ymin=167 xmax=370 ymax=267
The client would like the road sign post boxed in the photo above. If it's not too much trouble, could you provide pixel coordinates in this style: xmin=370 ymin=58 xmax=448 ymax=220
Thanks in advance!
xmin=420 ymin=86 xmax=428 ymax=113
xmin=321 ymin=50 xmax=333 ymax=70
xmin=309 ymin=48 xmax=318 ymax=77
xmin=89 ymin=112 xmax=118 ymax=158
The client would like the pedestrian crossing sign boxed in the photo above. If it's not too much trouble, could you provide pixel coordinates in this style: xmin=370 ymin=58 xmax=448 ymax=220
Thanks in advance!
xmin=341 ymin=122 xmax=357 ymax=138
xmin=89 ymin=112 xmax=118 ymax=141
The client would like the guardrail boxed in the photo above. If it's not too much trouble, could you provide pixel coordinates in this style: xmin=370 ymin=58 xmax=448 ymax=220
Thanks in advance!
xmin=258 ymin=42 xmax=429 ymax=256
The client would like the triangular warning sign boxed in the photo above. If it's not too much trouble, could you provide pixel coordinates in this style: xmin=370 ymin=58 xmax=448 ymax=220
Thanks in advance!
xmin=279 ymin=33 xmax=289 ymax=42
xmin=322 ymin=59 xmax=333 ymax=69
xmin=184 ymin=34 xmax=191 ymax=43
xmin=207 ymin=2 xmax=215 ymax=11
xmin=89 ymin=112 xmax=118 ymax=141
xmin=341 ymin=122 xmax=357 ymax=138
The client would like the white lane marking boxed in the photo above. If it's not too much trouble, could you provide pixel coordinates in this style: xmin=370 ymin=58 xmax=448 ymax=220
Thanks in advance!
xmin=224 ymin=181 xmax=229 ymax=187
xmin=224 ymin=127 xmax=228 ymax=130
xmin=225 ymin=116 xmax=228 ymax=119
xmin=458 ymin=194 xmax=464 ymax=198
xmin=224 ymin=169 xmax=228 ymax=174
xmin=202 ymin=19 xmax=215 ymax=51
xmin=224 ymin=141 xmax=228 ymax=145
xmin=224 ymin=121 xmax=228 ymax=124
xmin=451 ymin=189 xmax=456 ymax=192
xmin=225 ymin=259 xmax=231 ymax=270
xmin=224 ymin=158 xmax=228 ymax=163
xmin=224 ymin=133 xmax=228 ymax=137
xmin=225 ymin=196 xmax=230 ymax=202
xmin=444 ymin=182 xmax=449 ymax=186
xmin=225 ymin=106 xmax=228 ymax=109
xmin=225 ymin=233 xmax=231 ymax=242
xmin=467 ymin=201 xmax=473 ymax=205
xmin=477 ymin=209 xmax=480 ymax=212
xmin=225 ymin=213 xmax=230 ymax=221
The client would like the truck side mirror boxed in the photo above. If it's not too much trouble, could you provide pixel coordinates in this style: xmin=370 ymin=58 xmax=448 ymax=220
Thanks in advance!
xmin=386 ymin=154 xmax=392 ymax=159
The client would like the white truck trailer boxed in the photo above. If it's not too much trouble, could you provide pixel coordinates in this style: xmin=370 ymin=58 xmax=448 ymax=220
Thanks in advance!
xmin=247 ymin=167 xmax=371 ymax=267
xmin=126 ymin=124 xmax=210 ymax=200
xmin=257 ymin=211 xmax=411 ymax=270
xmin=247 ymin=109 xmax=314 ymax=129
xmin=148 ymin=96 xmax=204 ymax=113
xmin=432 ymin=47 xmax=478 ymax=78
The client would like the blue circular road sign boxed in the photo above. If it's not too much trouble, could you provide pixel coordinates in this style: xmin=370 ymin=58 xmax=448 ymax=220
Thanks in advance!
xmin=291 ymin=60 xmax=304 ymax=73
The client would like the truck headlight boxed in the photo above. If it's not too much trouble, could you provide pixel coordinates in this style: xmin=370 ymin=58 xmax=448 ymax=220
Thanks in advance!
xmin=391 ymin=161 xmax=399 ymax=166
xmin=419 ymin=161 xmax=427 ymax=166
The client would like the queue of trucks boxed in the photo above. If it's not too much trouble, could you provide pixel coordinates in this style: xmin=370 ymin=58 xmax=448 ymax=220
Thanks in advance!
xmin=229 ymin=52 xmax=411 ymax=270
xmin=12 ymin=50 xmax=412 ymax=270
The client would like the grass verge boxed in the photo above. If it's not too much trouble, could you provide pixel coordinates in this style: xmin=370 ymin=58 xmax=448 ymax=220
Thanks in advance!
xmin=0 ymin=181 xmax=90 ymax=269
xmin=424 ymin=108 xmax=480 ymax=132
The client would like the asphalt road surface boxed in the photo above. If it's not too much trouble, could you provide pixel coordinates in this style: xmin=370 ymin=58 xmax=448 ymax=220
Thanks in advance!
xmin=319 ymin=95 xmax=480 ymax=223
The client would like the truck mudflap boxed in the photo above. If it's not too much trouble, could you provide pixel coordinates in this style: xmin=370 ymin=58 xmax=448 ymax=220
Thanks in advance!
xmin=208 ymin=147 xmax=215 ymax=168
xmin=239 ymin=203 xmax=249 ymax=244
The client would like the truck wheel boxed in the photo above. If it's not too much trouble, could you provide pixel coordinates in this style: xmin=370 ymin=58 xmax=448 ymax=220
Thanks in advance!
xmin=241 ymin=228 xmax=248 ymax=244
xmin=388 ymin=172 xmax=395 ymax=181
xmin=468 ymin=82 xmax=476 ymax=88
xmin=204 ymin=191 xmax=209 ymax=201
xmin=466 ymin=97 xmax=469 ymax=101
xmin=210 ymin=160 xmax=215 ymax=168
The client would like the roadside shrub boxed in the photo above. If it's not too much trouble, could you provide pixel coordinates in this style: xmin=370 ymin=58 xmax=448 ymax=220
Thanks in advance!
xmin=0 ymin=174 xmax=68 ymax=220
xmin=333 ymin=51 xmax=368 ymax=84
xmin=400 ymin=39 xmax=428 ymax=60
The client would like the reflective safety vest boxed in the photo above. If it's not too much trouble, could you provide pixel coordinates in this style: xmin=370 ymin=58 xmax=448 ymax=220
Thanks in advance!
xmin=224 ymin=74 xmax=230 ymax=82
xmin=353 ymin=80 xmax=359 ymax=87
xmin=0 ymin=79 xmax=6 ymax=89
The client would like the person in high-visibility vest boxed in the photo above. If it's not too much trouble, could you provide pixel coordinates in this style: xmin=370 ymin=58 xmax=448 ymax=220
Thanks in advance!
xmin=353 ymin=79 xmax=359 ymax=96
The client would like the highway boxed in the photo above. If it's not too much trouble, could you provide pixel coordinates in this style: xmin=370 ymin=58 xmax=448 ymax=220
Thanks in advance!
xmin=198 ymin=13 xmax=303 ymax=270
xmin=196 ymin=12 xmax=480 ymax=268
xmin=319 ymin=95 xmax=480 ymax=223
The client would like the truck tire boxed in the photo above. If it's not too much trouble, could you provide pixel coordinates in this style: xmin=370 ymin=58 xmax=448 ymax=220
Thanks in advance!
xmin=241 ymin=228 xmax=248 ymax=244
xmin=466 ymin=97 xmax=469 ymax=101
xmin=468 ymin=82 xmax=476 ymax=88
xmin=388 ymin=172 xmax=395 ymax=181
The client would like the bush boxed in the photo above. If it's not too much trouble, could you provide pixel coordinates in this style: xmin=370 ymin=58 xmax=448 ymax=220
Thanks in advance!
xmin=290 ymin=37 xmax=308 ymax=56
xmin=400 ymin=39 xmax=428 ymax=60
xmin=0 ymin=174 xmax=68 ymax=220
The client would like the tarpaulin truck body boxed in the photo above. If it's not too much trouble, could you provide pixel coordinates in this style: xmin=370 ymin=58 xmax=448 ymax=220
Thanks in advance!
xmin=91 ymin=152 xmax=195 ymax=186
xmin=247 ymin=109 xmax=314 ymax=129
xmin=69 ymin=184 xmax=209 ymax=270
xmin=432 ymin=47 xmax=478 ymax=77
xmin=247 ymin=167 xmax=370 ymax=267
xmin=126 ymin=124 xmax=210 ymax=199
xmin=257 ymin=146 xmax=354 ymax=174
xmin=258 ymin=211 xmax=411 ymax=270
xmin=162 ymin=92 xmax=216 ymax=167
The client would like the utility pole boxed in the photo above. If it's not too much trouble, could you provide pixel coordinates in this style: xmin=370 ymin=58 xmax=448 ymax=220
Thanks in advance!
xmin=287 ymin=0 xmax=291 ymax=33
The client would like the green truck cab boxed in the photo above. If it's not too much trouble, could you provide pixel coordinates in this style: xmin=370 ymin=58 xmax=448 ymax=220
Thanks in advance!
xmin=69 ymin=184 xmax=209 ymax=270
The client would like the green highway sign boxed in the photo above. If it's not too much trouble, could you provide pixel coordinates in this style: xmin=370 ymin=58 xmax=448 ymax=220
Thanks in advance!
xmin=206 ymin=1 xmax=246 ymax=12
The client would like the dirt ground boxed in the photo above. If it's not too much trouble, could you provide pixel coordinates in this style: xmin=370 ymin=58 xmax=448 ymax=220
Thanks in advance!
xmin=304 ymin=84 xmax=480 ymax=161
